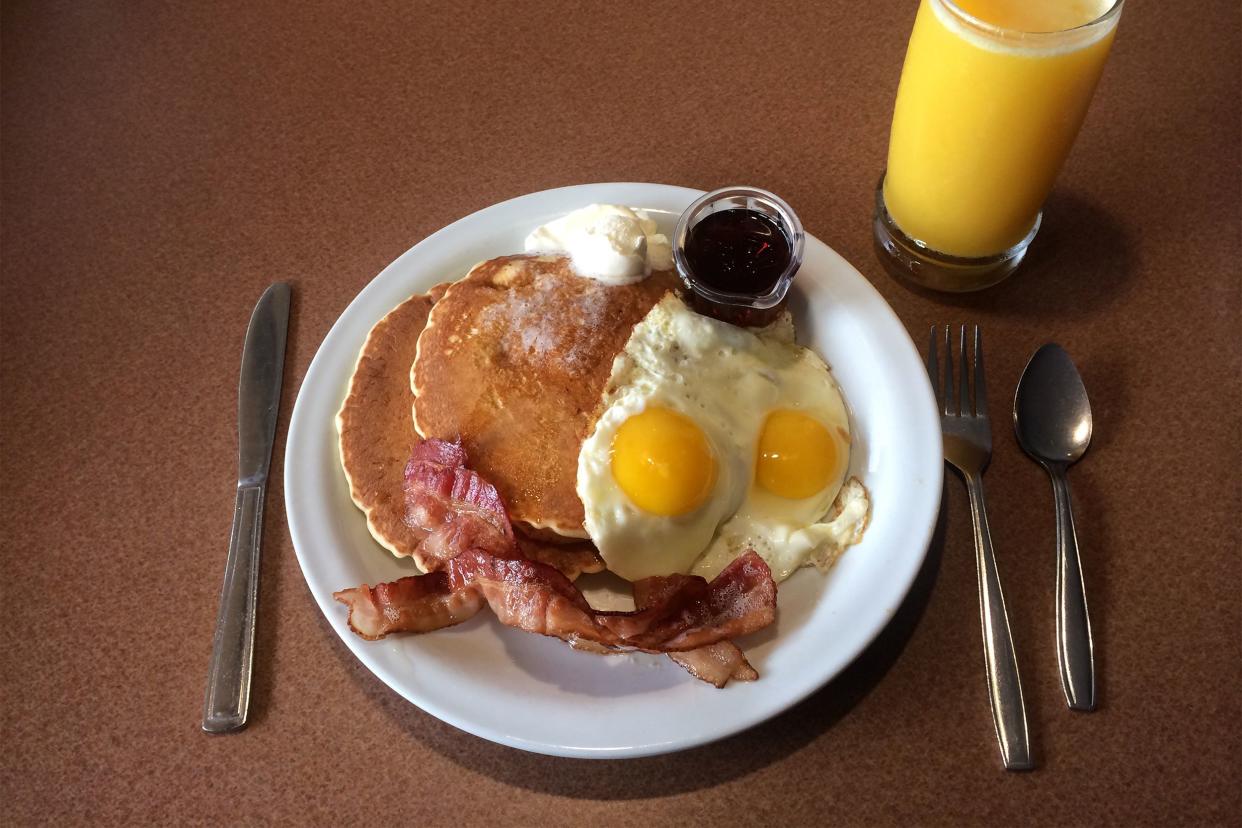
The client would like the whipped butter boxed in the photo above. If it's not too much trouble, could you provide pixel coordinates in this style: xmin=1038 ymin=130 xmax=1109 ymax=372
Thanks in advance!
xmin=524 ymin=204 xmax=672 ymax=285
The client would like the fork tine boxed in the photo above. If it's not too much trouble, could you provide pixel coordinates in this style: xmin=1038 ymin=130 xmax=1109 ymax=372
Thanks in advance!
xmin=942 ymin=325 xmax=954 ymax=416
xmin=959 ymin=325 xmax=970 ymax=418
xmin=973 ymin=324 xmax=987 ymax=417
xmin=927 ymin=326 xmax=941 ymax=409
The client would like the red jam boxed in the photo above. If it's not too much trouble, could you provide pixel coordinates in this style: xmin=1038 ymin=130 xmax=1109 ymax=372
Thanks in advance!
xmin=678 ymin=208 xmax=795 ymax=327
xmin=683 ymin=209 xmax=793 ymax=296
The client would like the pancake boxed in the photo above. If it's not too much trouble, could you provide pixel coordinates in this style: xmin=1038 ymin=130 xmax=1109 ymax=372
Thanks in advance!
xmin=337 ymin=279 xmax=605 ymax=580
xmin=336 ymin=285 xmax=449 ymax=566
xmin=412 ymin=254 xmax=678 ymax=539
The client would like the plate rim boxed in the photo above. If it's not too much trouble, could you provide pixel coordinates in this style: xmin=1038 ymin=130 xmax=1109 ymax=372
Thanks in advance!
xmin=284 ymin=181 xmax=942 ymax=759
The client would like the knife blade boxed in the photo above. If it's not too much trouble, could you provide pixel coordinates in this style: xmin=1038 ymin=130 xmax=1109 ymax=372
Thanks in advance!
xmin=202 ymin=282 xmax=291 ymax=733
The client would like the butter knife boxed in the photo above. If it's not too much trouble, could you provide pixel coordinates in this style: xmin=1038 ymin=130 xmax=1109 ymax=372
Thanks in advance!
xmin=202 ymin=282 xmax=291 ymax=733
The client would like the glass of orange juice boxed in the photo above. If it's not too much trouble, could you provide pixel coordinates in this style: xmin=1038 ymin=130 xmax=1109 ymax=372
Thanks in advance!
xmin=874 ymin=0 xmax=1124 ymax=291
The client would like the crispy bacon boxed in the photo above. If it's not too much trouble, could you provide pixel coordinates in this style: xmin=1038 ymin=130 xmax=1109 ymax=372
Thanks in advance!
xmin=634 ymin=576 xmax=759 ymax=688
xmin=334 ymin=549 xmax=776 ymax=654
xmin=401 ymin=439 xmax=605 ymax=579
xmin=594 ymin=552 xmax=776 ymax=651
xmin=401 ymin=439 xmax=516 ymax=570
xmin=335 ymin=438 xmax=778 ymax=682
xmin=665 ymin=644 xmax=759 ymax=687
xmin=334 ymin=572 xmax=486 ymax=641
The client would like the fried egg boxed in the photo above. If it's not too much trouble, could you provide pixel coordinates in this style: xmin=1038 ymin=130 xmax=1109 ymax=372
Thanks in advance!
xmin=576 ymin=293 xmax=868 ymax=582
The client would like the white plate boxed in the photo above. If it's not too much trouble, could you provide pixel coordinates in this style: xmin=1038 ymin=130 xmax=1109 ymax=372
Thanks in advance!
xmin=285 ymin=183 xmax=942 ymax=759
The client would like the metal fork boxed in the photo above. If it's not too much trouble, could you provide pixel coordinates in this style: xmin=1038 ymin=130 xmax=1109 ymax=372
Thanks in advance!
xmin=929 ymin=325 xmax=1034 ymax=772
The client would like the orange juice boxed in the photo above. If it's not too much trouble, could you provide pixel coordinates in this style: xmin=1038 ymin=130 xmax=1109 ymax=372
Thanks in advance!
xmin=883 ymin=0 xmax=1121 ymax=259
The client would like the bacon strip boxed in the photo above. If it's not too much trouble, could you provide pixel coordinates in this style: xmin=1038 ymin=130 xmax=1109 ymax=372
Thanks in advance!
xmin=401 ymin=438 xmax=516 ymax=569
xmin=666 ymin=644 xmax=759 ymax=687
xmin=401 ymin=439 xmax=604 ymax=578
xmin=594 ymin=552 xmax=775 ymax=651
xmin=335 ymin=549 xmax=775 ymax=653
xmin=634 ymin=576 xmax=759 ymax=688
xmin=334 ymin=572 xmax=486 ymax=641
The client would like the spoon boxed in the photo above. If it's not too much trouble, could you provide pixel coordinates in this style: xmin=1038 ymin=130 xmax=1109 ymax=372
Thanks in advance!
xmin=1013 ymin=343 xmax=1096 ymax=712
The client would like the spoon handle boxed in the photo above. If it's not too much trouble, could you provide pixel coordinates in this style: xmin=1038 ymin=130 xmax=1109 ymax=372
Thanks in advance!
xmin=965 ymin=474 xmax=1034 ymax=771
xmin=1049 ymin=467 xmax=1096 ymax=711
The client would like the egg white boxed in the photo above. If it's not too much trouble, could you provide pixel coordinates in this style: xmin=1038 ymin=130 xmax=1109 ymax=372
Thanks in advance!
xmin=691 ymin=478 xmax=871 ymax=583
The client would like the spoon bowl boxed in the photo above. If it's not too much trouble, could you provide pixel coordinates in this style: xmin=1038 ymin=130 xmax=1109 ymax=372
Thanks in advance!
xmin=1014 ymin=344 xmax=1093 ymax=465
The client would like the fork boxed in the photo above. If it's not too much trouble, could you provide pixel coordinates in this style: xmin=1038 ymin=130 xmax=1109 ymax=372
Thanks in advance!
xmin=929 ymin=325 xmax=1034 ymax=772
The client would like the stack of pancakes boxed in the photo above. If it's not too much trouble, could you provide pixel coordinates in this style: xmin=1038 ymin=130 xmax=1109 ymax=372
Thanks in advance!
xmin=336 ymin=254 xmax=678 ymax=575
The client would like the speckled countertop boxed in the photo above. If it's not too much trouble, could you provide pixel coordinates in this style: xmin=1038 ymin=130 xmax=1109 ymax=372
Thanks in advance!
xmin=2 ymin=1 xmax=1238 ymax=824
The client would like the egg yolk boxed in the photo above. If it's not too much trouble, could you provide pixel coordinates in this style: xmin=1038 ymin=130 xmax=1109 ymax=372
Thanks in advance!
xmin=611 ymin=406 xmax=717 ymax=516
xmin=756 ymin=409 xmax=840 ymax=499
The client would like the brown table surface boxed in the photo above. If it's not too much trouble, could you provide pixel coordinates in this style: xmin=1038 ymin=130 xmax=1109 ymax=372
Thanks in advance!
xmin=3 ymin=1 xmax=1239 ymax=825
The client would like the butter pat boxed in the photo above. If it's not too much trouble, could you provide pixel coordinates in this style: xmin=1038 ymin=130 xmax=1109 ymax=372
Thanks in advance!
xmin=525 ymin=204 xmax=673 ymax=285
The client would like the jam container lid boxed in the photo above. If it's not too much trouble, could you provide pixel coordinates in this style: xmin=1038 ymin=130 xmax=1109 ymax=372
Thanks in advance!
xmin=672 ymin=185 xmax=805 ymax=326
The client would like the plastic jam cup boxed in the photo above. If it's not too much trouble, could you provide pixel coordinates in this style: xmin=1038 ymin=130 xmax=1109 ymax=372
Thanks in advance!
xmin=673 ymin=186 xmax=805 ymax=327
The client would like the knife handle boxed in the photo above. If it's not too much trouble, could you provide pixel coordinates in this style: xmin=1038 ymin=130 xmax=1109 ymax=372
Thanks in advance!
xmin=202 ymin=483 xmax=265 ymax=733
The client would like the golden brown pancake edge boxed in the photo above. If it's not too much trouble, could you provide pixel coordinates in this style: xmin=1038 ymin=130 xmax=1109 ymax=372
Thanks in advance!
xmin=336 ymin=284 xmax=449 ymax=570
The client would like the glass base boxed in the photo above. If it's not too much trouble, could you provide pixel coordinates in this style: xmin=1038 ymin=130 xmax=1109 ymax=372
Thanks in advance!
xmin=872 ymin=174 xmax=1040 ymax=293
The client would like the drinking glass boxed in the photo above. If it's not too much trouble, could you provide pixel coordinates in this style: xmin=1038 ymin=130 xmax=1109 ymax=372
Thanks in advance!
xmin=874 ymin=0 xmax=1124 ymax=292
